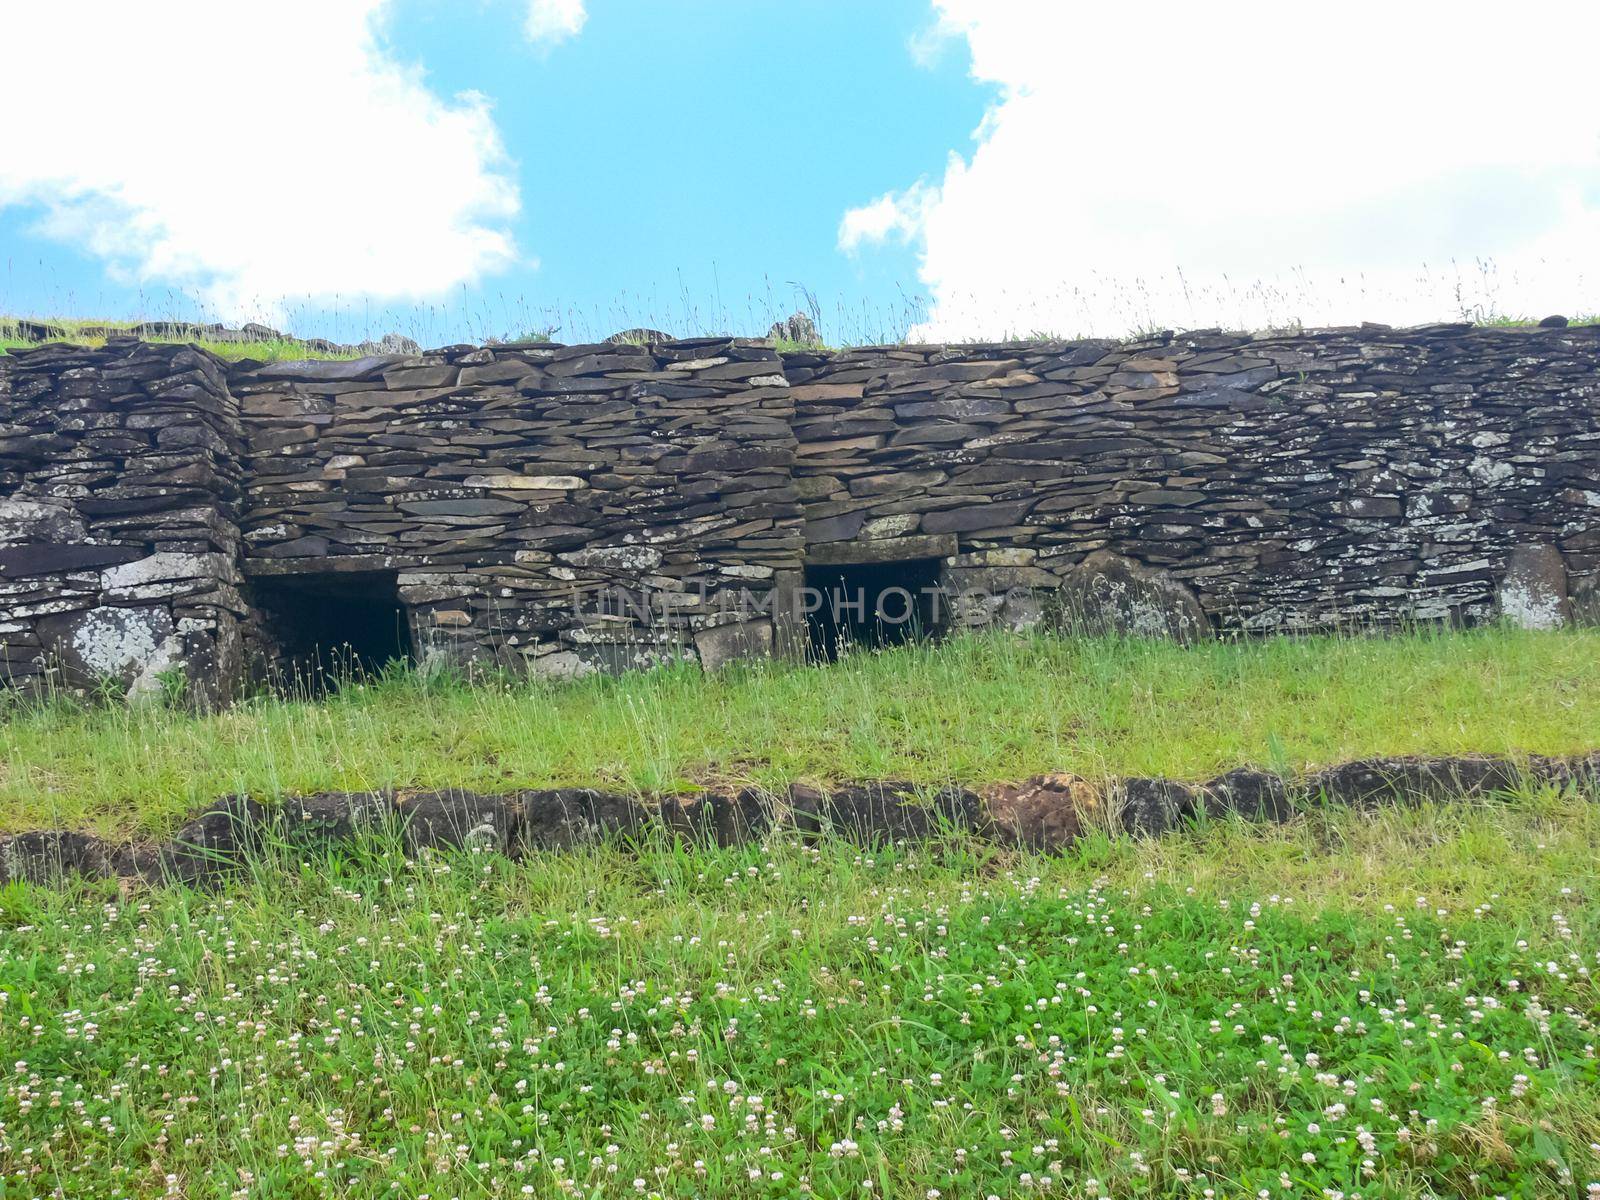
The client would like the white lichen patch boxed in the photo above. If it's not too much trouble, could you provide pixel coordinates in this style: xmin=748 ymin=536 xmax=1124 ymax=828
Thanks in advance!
xmin=68 ymin=606 xmax=183 ymax=695
xmin=1498 ymin=580 xmax=1568 ymax=631
xmin=1469 ymin=455 xmax=1515 ymax=486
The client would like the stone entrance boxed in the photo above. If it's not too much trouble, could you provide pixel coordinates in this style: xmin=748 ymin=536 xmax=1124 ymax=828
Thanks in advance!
xmin=249 ymin=569 xmax=413 ymax=691
xmin=802 ymin=554 xmax=945 ymax=661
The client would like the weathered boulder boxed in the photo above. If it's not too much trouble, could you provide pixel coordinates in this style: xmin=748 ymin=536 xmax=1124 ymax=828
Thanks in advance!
xmin=1199 ymin=768 xmax=1292 ymax=822
xmin=517 ymin=788 xmax=648 ymax=850
xmin=659 ymin=788 xmax=774 ymax=846
xmin=1539 ymin=751 xmax=1600 ymax=793
xmin=281 ymin=791 xmax=395 ymax=851
xmin=1053 ymin=551 xmax=1211 ymax=642
xmin=153 ymin=796 xmax=273 ymax=886
xmin=769 ymin=312 xmax=821 ymax=347
xmin=36 ymin=604 xmax=183 ymax=695
xmin=789 ymin=781 xmax=980 ymax=845
xmin=1572 ymin=573 xmax=1599 ymax=627
xmin=375 ymin=332 xmax=421 ymax=355
xmin=397 ymin=789 xmax=518 ymax=854
xmin=0 ymin=830 xmax=114 ymax=884
xmin=991 ymin=587 xmax=1045 ymax=632
xmin=1302 ymin=755 xmax=1523 ymax=807
xmin=694 ymin=619 xmax=772 ymax=671
xmin=1497 ymin=545 xmax=1571 ymax=629
xmin=1117 ymin=777 xmax=1197 ymax=836
xmin=527 ymin=649 xmax=598 ymax=681
xmin=982 ymin=773 xmax=1102 ymax=850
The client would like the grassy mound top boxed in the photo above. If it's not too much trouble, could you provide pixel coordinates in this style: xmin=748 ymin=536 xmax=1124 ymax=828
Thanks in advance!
xmin=0 ymin=316 xmax=364 ymax=363
xmin=6 ymin=312 xmax=1600 ymax=366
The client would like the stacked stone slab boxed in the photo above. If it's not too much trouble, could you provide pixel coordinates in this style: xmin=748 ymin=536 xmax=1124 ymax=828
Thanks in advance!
xmin=0 ymin=339 xmax=247 ymax=702
xmin=0 ymin=321 xmax=1596 ymax=697
xmin=231 ymin=338 xmax=803 ymax=676
xmin=786 ymin=323 xmax=1600 ymax=633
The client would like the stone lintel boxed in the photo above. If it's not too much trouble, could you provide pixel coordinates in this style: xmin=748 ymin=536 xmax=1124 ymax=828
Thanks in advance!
xmin=243 ymin=554 xmax=428 ymax=577
xmin=804 ymin=534 xmax=958 ymax=566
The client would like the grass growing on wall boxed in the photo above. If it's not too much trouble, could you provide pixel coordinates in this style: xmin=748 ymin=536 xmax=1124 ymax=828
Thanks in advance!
xmin=1 ymin=625 xmax=1597 ymax=838
xmin=0 ymin=316 xmax=364 ymax=363
xmin=1474 ymin=313 xmax=1600 ymax=329
xmin=2 ymin=792 xmax=1599 ymax=1197
xmin=4 ymin=307 xmax=1598 ymax=366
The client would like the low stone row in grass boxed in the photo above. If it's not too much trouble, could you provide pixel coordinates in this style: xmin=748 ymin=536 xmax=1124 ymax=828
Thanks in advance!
xmin=5 ymin=750 xmax=1599 ymax=887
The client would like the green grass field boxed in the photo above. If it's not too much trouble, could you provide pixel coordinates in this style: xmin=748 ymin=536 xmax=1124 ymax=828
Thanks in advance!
xmin=2 ymin=626 xmax=1597 ymax=838
xmin=2 ymin=792 xmax=1597 ymax=1198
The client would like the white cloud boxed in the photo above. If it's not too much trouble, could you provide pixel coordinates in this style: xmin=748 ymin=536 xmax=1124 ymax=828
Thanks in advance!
xmin=838 ymin=182 xmax=938 ymax=252
xmin=525 ymin=0 xmax=586 ymax=46
xmin=0 ymin=0 xmax=521 ymax=323
xmin=844 ymin=1 xmax=1600 ymax=340
xmin=906 ymin=12 xmax=961 ymax=69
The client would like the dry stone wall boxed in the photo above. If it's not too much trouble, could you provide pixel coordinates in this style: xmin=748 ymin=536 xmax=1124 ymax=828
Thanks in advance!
xmin=232 ymin=338 xmax=804 ymax=677
xmin=787 ymin=323 xmax=1600 ymax=633
xmin=0 ymin=340 xmax=247 ymax=702
xmin=0 ymin=321 xmax=1596 ymax=696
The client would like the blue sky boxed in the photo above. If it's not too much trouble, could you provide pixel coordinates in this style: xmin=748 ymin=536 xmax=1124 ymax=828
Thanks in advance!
xmin=2 ymin=1 xmax=1597 ymax=344
xmin=381 ymin=0 xmax=988 ymax=339
xmin=0 ymin=0 xmax=990 ymax=344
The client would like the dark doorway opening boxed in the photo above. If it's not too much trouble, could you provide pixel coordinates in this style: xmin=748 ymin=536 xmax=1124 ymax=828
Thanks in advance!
xmin=251 ymin=571 xmax=413 ymax=692
xmin=803 ymin=558 xmax=944 ymax=662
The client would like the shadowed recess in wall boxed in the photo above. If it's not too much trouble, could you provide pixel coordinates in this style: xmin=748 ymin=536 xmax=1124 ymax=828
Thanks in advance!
xmin=250 ymin=571 xmax=412 ymax=691
xmin=803 ymin=558 xmax=944 ymax=661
